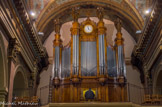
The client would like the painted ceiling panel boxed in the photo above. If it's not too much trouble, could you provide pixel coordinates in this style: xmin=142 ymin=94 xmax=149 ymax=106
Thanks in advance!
xmin=27 ymin=0 xmax=147 ymax=19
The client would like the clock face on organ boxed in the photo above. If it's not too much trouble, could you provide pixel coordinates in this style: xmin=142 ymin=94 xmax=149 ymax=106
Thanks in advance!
xmin=84 ymin=24 xmax=93 ymax=33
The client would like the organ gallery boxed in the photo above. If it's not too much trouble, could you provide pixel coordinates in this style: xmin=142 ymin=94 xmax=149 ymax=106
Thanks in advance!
xmin=0 ymin=0 xmax=161 ymax=107
xmin=52 ymin=7 xmax=127 ymax=102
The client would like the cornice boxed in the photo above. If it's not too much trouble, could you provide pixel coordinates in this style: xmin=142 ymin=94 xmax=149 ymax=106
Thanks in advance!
xmin=144 ymin=42 xmax=161 ymax=71
xmin=1 ymin=1 xmax=35 ymax=71
xmin=1 ymin=0 xmax=49 ymax=72
xmin=134 ymin=0 xmax=161 ymax=58
xmin=132 ymin=0 xmax=162 ymax=72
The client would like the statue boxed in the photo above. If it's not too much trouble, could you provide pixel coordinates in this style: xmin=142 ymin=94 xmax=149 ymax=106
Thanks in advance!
xmin=72 ymin=7 xmax=80 ymax=22
xmin=54 ymin=19 xmax=61 ymax=34
xmin=115 ymin=18 xmax=122 ymax=33
xmin=97 ymin=7 xmax=104 ymax=21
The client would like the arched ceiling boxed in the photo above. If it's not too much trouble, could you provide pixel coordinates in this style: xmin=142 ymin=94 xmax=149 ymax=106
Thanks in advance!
xmin=35 ymin=0 xmax=144 ymax=43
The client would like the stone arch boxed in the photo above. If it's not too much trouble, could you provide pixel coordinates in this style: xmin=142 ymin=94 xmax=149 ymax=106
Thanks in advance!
xmin=12 ymin=65 xmax=29 ymax=97
xmin=0 ymin=32 xmax=8 ymax=101
xmin=36 ymin=0 xmax=143 ymax=43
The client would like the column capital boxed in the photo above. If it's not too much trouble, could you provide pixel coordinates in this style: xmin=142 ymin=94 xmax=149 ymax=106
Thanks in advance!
xmin=8 ymin=38 xmax=21 ymax=62
xmin=71 ymin=22 xmax=79 ymax=36
xmin=97 ymin=21 xmax=106 ymax=35
xmin=115 ymin=32 xmax=124 ymax=46
xmin=53 ymin=34 xmax=63 ymax=47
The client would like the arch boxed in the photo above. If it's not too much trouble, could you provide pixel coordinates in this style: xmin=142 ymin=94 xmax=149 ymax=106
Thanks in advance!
xmin=14 ymin=65 xmax=28 ymax=88
xmin=36 ymin=0 xmax=143 ymax=43
xmin=12 ymin=65 xmax=29 ymax=97
xmin=8 ymin=64 xmax=29 ymax=102
xmin=0 ymin=32 xmax=8 ymax=101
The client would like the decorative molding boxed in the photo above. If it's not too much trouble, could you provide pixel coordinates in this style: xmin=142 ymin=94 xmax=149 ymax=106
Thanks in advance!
xmin=2 ymin=0 xmax=49 ymax=73
xmin=131 ymin=0 xmax=162 ymax=83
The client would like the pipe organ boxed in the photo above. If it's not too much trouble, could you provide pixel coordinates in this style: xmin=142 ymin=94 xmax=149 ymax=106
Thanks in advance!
xmin=52 ymin=7 xmax=127 ymax=102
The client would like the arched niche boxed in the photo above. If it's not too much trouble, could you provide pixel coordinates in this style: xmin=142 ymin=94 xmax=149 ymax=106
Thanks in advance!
xmin=12 ymin=66 xmax=29 ymax=97
xmin=0 ymin=32 xmax=8 ymax=101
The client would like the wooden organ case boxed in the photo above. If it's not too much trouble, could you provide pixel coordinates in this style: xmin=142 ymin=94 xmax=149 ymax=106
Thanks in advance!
xmin=52 ymin=7 xmax=127 ymax=103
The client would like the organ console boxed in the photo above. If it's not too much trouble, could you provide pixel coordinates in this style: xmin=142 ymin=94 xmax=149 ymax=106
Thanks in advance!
xmin=52 ymin=7 xmax=127 ymax=102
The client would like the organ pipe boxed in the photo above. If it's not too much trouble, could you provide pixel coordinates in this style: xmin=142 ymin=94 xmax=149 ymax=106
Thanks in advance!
xmin=71 ymin=7 xmax=80 ymax=80
xmin=53 ymin=19 xmax=62 ymax=80
xmin=97 ymin=7 xmax=107 ymax=76
xmin=114 ymin=18 xmax=126 ymax=78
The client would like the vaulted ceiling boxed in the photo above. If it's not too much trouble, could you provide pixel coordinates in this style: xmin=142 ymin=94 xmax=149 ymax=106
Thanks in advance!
xmin=27 ymin=0 xmax=145 ymax=43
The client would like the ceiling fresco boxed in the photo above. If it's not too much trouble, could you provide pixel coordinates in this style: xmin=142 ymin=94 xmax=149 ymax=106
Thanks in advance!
xmin=27 ymin=0 xmax=147 ymax=19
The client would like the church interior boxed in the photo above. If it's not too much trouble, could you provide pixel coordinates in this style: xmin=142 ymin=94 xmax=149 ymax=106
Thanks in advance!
xmin=0 ymin=0 xmax=162 ymax=107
